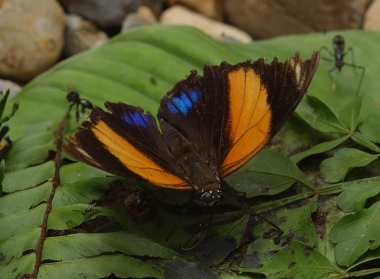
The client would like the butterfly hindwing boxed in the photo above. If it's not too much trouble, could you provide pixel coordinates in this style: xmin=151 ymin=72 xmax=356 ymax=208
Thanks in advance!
xmin=158 ymin=51 xmax=320 ymax=178
xmin=65 ymin=102 xmax=191 ymax=189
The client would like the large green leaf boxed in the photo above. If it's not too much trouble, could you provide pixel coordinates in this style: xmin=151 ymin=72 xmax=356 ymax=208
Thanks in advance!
xmin=330 ymin=202 xmax=380 ymax=267
xmin=2 ymin=25 xmax=380 ymax=278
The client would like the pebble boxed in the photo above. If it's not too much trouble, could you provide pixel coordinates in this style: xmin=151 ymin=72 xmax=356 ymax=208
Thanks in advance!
xmin=364 ymin=0 xmax=380 ymax=30
xmin=60 ymin=0 xmax=159 ymax=30
xmin=0 ymin=79 xmax=22 ymax=99
xmin=0 ymin=0 xmax=66 ymax=81
xmin=64 ymin=14 xmax=108 ymax=57
xmin=224 ymin=0 xmax=372 ymax=38
xmin=167 ymin=0 xmax=224 ymax=20
xmin=121 ymin=6 xmax=158 ymax=32
xmin=160 ymin=5 xmax=252 ymax=43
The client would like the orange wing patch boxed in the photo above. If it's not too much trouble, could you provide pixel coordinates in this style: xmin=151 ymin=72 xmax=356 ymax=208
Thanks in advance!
xmin=221 ymin=67 xmax=272 ymax=176
xmin=91 ymin=120 xmax=191 ymax=189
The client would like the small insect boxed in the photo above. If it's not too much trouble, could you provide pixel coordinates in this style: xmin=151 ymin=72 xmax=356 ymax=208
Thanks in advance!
xmin=150 ymin=76 xmax=157 ymax=85
xmin=319 ymin=35 xmax=365 ymax=95
xmin=81 ymin=203 xmax=97 ymax=215
xmin=66 ymin=91 xmax=94 ymax=121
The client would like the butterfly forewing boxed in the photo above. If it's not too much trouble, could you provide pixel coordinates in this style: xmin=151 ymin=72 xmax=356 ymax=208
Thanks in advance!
xmin=65 ymin=103 xmax=191 ymax=189
xmin=219 ymin=51 xmax=320 ymax=177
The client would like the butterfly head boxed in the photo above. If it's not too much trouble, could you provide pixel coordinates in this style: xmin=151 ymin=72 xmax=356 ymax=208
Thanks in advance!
xmin=200 ymin=188 xmax=222 ymax=206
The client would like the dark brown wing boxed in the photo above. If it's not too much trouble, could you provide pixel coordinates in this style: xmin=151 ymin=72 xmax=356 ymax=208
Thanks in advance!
xmin=64 ymin=102 xmax=192 ymax=189
xmin=158 ymin=51 xmax=320 ymax=178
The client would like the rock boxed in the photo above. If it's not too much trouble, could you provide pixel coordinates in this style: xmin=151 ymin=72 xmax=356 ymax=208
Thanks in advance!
xmin=225 ymin=0 xmax=372 ymax=39
xmin=64 ymin=14 xmax=108 ymax=57
xmin=0 ymin=79 xmax=22 ymax=99
xmin=364 ymin=0 xmax=380 ymax=30
xmin=140 ymin=0 xmax=164 ymax=17
xmin=167 ymin=0 xmax=224 ymax=20
xmin=121 ymin=5 xmax=158 ymax=32
xmin=160 ymin=5 xmax=252 ymax=43
xmin=59 ymin=0 xmax=163 ymax=30
xmin=0 ymin=0 xmax=66 ymax=81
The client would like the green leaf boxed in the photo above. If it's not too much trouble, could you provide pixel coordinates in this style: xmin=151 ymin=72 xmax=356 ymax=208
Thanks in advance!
xmin=59 ymin=162 xmax=114 ymax=183
xmin=0 ymin=181 xmax=51 ymax=215
xmin=330 ymin=202 xmax=380 ymax=267
xmin=2 ymin=161 xmax=55 ymax=192
xmin=359 ymin=114 xmax=380 ymax=144
xmin=163 ymin=258 xmax=218 ymax=279
xmin=242 ymin=198 xmax=318 ymax=269
xmin=0 ymin=205 xmax=46 ymax=241
xmin=320 ymin=148 xmax=379 ymax=182
xmin=351 ymin=131 xmax=380 ymax=153
xmin=0 ymin=89 xmax=19 ymax=125
xmin=5 ymin=122 xmax=56 ymax=170
xmin=0 ymin=89 xmax=10 ymax=119
xmin=314 ymin=195 xmax=345 ymax=265
xmin=225 ymin=149 xmax=314 ymax=198
xmin=185 ymin=213 xmax=249 ymax=266
xmin=0 ymin=160 xmax=5 ymax=194
xmin=338 ymin=96 xmax=362 ymax=132
xmin=38 ymin=255 xmax=164 ymax=279
xmin=291 ymin=135 xmax=350 ymax=163
xmin=0 ymin=228 xmax=40 ymax=262
xmin=296 ymin=95 xmax=346 ymax=134
xmin=53 ymin=176 xmax=117 ymax=209
xmin=42 ymin=232 xmax=177 ymax=261
xmin=337 ymin=176 xmax=380 ymax=212
xmin=0 ymin=253 xmax=35 ymax=278
xmin=245 ymin=241 xmax=339 ymax=278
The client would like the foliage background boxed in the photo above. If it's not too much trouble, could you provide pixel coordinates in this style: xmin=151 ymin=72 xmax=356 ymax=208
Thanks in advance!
xmin=1 ymin=25 xmax=380 ymax=278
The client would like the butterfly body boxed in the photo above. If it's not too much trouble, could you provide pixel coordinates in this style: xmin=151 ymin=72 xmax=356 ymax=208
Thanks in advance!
xmin=65 ymin=51 xmax=320 ymax=205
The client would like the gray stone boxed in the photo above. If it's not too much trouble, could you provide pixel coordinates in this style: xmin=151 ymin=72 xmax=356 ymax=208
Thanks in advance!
xmin=225 ymin=0 xmax=372 ymax=39
xmin=64 ymin=14 xmax=108 ymax=57
xmin=121 ymin=6 xmax=158 ymax=32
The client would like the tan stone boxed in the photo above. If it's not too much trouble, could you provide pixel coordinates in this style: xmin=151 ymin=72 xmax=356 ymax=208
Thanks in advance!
xmin=167 ymin=0 xmax=224 ymax=20
xmin=0 ymin=0 xmax=66 ymax=81
xmin=160 ymin=5 xmax=252 ymax=43
xmin=225 ymin=0 xmax=371 ymax=39
xmin=364 ymin=0 xmax=380 ymax=30
xmin=121 ymin=5 xmax=158 ymax=32
xmin=64 ymin=14 xmax=108 ymax=57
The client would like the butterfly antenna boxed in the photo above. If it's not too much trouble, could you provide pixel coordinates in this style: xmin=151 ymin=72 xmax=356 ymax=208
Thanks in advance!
xmin=165 ymin=212 xmax=184 ymax=242
xmin=180 ymin=211 xmax=214 ymax=251
xmin=237 ymin=193 xmax=284 ymax=240
xmin=165 ymin=191 xmax=196 ymax=242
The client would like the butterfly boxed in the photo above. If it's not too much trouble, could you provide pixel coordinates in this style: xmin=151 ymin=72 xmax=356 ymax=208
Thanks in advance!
xmin=64 ymin=51 xmax=320 ymax=206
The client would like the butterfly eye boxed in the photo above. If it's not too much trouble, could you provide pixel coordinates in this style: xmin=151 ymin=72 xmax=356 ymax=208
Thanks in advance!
xmin=201 ymin=191 xmax=214 ymax=204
